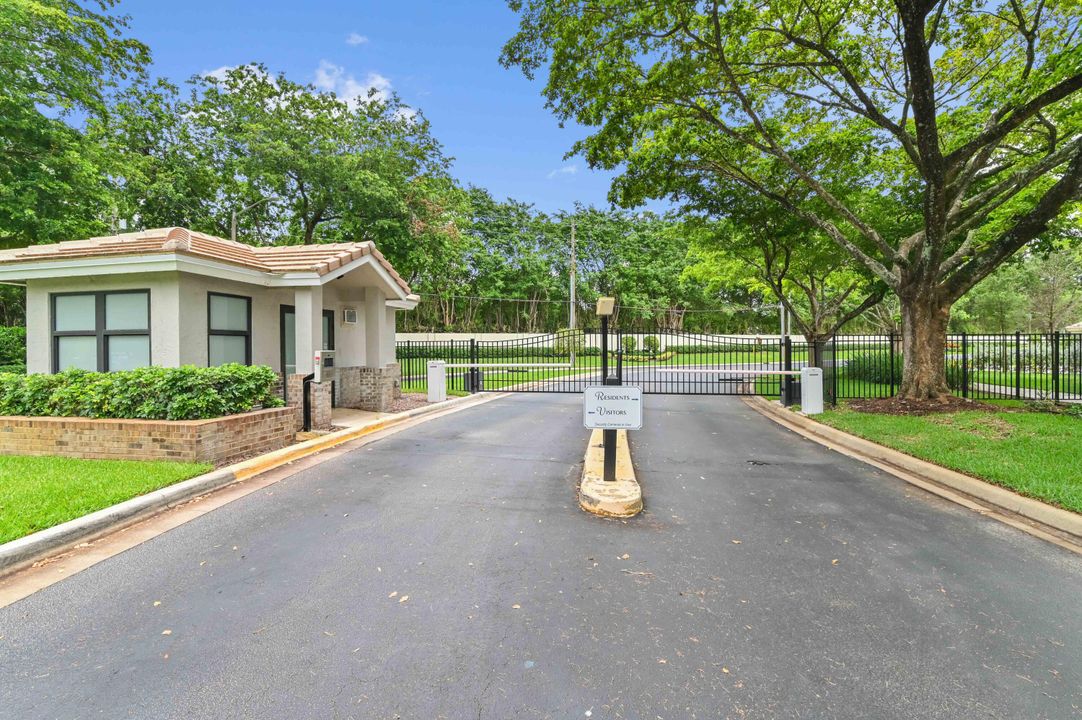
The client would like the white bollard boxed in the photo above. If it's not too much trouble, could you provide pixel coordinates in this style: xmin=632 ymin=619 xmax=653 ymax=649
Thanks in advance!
xmin=427 ymin=361 xmax=447 ymax=403
xmin=800 ymin=367 xmax=824 ymax=415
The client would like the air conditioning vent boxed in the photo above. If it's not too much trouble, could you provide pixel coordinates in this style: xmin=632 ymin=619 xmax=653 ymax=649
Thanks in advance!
xmin=342 ymin=307 xmax=358 ymax=324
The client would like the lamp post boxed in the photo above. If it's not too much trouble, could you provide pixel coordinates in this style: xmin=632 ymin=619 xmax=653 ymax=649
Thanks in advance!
xmin=596 ymin=296 xmax=618 ymax=482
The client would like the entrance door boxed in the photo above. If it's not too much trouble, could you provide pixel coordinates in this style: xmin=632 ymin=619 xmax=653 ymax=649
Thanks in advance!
xmin=280 ymin=305 xmax=336 ymax=405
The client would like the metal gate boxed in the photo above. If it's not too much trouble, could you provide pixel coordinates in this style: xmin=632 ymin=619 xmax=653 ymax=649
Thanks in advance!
xmin=397 ymin=329 xmax=804 ymax=397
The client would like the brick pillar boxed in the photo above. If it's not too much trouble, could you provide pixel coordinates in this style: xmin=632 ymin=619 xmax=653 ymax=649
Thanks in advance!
xmin=284 ymin=374 xmax=334 ymax=431
xmin=387 ymin=362 xmax=402 ymax=401
xmin=285 ymin=373 xmax=306 ymax=431
xmin=309 ymin=380 xmax=333 ymax=431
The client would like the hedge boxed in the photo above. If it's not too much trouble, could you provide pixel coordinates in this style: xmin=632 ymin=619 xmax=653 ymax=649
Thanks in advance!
xmin=0 ymin=364 xmax=284 ymax=420
xmin=0 ymin=326 xmax=25 ymax=366
xmin=844 ymin=351 xmax=903 ymax=384
xmin=666 ymin=342 xmax=779 ymax=354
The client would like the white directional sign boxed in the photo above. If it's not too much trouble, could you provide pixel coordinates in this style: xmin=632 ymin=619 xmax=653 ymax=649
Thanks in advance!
xmin=583 ymin=386 xmax=643 ymax=430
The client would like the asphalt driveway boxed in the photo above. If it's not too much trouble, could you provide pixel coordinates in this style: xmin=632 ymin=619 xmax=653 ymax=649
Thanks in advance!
xmin=1 ymin=393 xmax=1080 ymax=719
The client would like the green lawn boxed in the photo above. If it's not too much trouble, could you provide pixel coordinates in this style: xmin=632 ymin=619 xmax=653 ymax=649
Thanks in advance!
xmin=816 ymin=404 xmax=1082 ymax=513
xmin=0 ymin=456 xmax=211 ymax=543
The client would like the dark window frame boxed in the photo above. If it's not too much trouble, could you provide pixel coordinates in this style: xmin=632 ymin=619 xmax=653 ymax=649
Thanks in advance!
xmin=279 ymin=305 xmax=335 ymax=373
xmin=51 ymin=290 xmax=151 ymax=372
xmin=279 ymin=305 xmax=336 ymax=405
xmin=207 ymin=291 xmax=252 ymax=366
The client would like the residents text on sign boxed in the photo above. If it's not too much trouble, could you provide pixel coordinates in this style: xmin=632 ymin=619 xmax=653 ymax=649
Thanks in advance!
xmin=582 ymin=386 xmax=643 ymax=429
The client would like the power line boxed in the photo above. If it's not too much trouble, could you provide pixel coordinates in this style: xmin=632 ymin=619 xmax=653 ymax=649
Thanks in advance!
xmin=412 ymin=293 xmax=774 ymax=314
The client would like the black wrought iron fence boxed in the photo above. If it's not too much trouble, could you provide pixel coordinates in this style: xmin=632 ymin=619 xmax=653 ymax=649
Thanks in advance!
xmin=817 ymin=331 xmax=1081 ymax=403
xmin=396 ymin=339 xmax=471 ymax=393
xmin=396 ymin=331 xmax=1082 ymax=403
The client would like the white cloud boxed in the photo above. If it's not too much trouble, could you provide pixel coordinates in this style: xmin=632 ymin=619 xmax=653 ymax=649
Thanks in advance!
xmin=394 ymin=106 xmax=418 ymax=123
xmin=314 ymin=60 xmax=391 ymax=105
xmin=546 ymin=164 xmax=579 ymax=180
xmin=202 ymin=65 xmax=236 ymax=81
xmin=346 ymin=32 xmax=369 ymax=46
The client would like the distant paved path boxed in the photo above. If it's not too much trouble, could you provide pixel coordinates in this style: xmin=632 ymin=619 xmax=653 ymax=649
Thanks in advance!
xmin=1 ymin=394 xmax=1080 ymax=719
xmin=971 ymin=381 xmax=1082 ymax=403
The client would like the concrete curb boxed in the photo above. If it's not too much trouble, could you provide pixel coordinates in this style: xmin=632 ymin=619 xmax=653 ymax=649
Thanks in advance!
xmin=744 ymin=396 xmax=1082 ymax=550
xmin=0 ymin=392 xmax=505 ymax=577
xmin=578 ymin=429 xmax=642 ymax=518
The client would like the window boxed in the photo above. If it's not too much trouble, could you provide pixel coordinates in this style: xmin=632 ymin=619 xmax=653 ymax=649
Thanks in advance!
xmin=52 ymin=291 xmax=151 ymax=372
xmin=321 ymin=309 xmax=336 ymax=370
xmin=208 ymin=292 xmax=251 ymax=366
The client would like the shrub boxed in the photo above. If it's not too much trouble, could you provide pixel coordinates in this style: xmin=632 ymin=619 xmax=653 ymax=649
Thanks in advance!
xmin=553 ymin=328 xmax=586 ymax=355
xmin=0 ymin=364 xmax=283 ymax=420
xmin=945 ymin=360 xmax=965 ymax=392
xmin=666 ymin=342 xmax=777 ymax=354
xmin=844 ymin=351 xmax=904 ymax=385
xmin=642 ymin=335 xmax=660 ymax=355
xmin=621 ymin=336 xmax=637 ymax=353
xmin=618 ymin=350 xmax=677 ymax=363
xmin=0 ymin=326 xmax=25 ymax=365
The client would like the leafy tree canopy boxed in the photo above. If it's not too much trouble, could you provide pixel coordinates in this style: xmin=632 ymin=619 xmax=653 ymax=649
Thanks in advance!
xmin=502 ymin=0 xmax=1082 ymax=397
xmin=94 ymin=64 xmax=464 ymax=282
xmin=0 ymin=0 xmax=149 ymax=246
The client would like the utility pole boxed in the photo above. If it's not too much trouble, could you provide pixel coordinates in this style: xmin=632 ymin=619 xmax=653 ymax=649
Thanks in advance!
xmin=231 ymin=197 xmax=271 ymax=243
xmin=569 ymin=219 xmax=577 ymax=330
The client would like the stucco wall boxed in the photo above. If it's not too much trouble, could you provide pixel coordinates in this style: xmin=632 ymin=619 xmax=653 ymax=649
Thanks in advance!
xmin=26 ymin=273 xmax=182 ymax=374
xmin=28 ymin=270 xmax=397 ymax=374
xmin=176 ymin=274 xmax=294 ymax=368
xmin=176 ymin=275 xmax=378 ymax=371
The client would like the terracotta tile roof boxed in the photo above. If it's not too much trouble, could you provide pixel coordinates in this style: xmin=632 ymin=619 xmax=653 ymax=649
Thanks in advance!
xmin=0 ymin=227 xmax=411 ymax=294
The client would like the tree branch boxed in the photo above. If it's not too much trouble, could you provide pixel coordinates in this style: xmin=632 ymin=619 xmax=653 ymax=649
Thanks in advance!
xmin=944 ymin=73 xmax=1082 ymax=170
xmin=943 ymin=147 xmax=1082 ymax=299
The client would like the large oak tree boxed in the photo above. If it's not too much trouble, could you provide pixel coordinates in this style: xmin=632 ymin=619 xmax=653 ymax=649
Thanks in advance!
xmin=502 ymin=0 xmax=1082 ymax=399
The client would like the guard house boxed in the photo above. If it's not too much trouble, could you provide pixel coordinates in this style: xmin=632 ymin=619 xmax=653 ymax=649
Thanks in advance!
xmin=0 ymin=227 xmax=417 ymax=427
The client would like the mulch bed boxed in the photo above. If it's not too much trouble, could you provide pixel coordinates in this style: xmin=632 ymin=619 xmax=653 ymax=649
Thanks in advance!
xmin=846 ymin=396 xmax=999 ymax=416
xmin=386 ymin=392 xmax=431 ymax=414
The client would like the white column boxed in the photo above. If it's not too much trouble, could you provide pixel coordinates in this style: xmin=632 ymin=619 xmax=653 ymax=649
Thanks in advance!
xmin=364 ymin=287 xmax=387 ymax=368
xmin=294 ymin=285 xmax=323 ymax=374
xmin=153 ymin=275 xmax=182 ymax=368
xmin=383 ymin=307 xmax=397 ymax=366
xmin=25 ymin=282 xmax=50 ymax=374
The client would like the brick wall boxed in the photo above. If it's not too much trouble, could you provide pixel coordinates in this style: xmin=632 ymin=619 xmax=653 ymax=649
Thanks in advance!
xmin=0 ymin=407 xmax=296 ymax=466
xmin=338 ymin=364 xmax=401 ymax=412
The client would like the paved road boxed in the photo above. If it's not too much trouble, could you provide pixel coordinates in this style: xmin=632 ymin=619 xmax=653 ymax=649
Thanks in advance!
xmin=2 ymin=394 xmax=1080 ymax=719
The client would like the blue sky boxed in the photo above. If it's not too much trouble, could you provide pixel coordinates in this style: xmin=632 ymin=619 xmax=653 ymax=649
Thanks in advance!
xmin=118 ymin=0 xmax=621 ymax=214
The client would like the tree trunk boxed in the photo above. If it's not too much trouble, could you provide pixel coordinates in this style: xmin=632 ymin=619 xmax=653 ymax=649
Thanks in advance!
xmin=898 ymin=293 xmax=951 ymax=400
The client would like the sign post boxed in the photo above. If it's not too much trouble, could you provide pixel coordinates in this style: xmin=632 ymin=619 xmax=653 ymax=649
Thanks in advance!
xmin=594 ymin=297 xmax=621 ymax=481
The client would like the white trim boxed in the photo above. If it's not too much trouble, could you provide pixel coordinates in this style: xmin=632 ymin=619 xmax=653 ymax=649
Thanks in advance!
xmin=386 ymin=298 xmax=419 ymax=310
xmin=0 ymin=254 xmax=183 ymax=281
xmin=318 ymin=254 xmax=409 ymax=300
xmin=0 ymin=252 xmax=408 ymax=295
